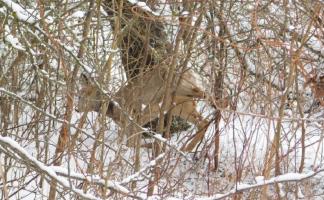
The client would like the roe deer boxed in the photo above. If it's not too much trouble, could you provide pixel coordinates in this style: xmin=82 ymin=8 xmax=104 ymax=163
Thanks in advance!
xmin=76 ymin=66 xmax=213 ymax=151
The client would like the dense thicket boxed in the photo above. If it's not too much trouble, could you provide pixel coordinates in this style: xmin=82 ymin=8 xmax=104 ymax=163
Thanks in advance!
xmin=0 ymin=1 xmax=323 ymax=199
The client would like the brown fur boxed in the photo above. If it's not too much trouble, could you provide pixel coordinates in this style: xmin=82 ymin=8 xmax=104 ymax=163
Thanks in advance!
xmin=77 ymin=67 xmax=211 ymax=151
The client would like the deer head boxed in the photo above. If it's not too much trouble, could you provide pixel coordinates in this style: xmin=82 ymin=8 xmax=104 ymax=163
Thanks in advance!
xmin=76 ymin=73 xmax=105 ymax=113
xmin=76 ymin=73 xmax=125 ymax=126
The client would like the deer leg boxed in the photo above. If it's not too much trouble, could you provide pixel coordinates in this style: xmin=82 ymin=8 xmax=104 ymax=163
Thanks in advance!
xmin=181 ymin=116 xmax=209 ymax=152
xmin=141 ymin=104 xmax=162 ymax=127
xmin=140 ymin=98 xmax=210 ymax=151
xmin=122 ymin=103 xmax=162 ymax=147
xmin=171 ymin=99 xmax=210 ymax=152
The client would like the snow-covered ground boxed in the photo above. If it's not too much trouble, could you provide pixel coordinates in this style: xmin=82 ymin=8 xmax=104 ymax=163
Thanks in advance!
xmin=1 ymin=0 xmax=324 ymax=199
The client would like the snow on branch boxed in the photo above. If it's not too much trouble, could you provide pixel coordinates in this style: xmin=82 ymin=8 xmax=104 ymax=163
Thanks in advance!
xmin=51 ymin=166 xmax=140 ymax=198
xmin=0 ymin=4 xmax=105 ymax=90
xmin=53 ymin=153 xmax=167 ymax=198
xmin=0 ymin=135 xmax=169 ymax=200
xmin=196 ymin=169 xmax=324 ymax=200
xmin=1 ymin=1 xmax=98 ymax=76
xmin=1 ymin=0 xmax=38 ymax=23
xmin=0 ymin=87 xmax=65 ymax=121
xmin=0 ymin=87 xmax=160 ymax=198
xmin=141 ymin=131 xmax=192 ymax=161
xmin=127 ymin=0 xmax=156 ymax=14
xmin=0 ymin=136 xmax=99 ymax=200
xmin=120 ymin=153 xmax=165 ymax=185
xmin=0 ymin=87 xmax=116 ymax=156
xmin=4 ymin=25 xmax=25 ymax=51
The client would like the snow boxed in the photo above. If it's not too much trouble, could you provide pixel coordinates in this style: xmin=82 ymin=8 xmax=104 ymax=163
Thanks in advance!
xmin=65 ymin=174 xmax=131 ymax=195
xmin=4 ymin=25 xmax=25 ymax=51
xmin=0 ymin=87 xmax=66 ymax=122
xmin=0 ymin=7 xmax=5 ymax=14
xmin=12 ymin=180 xmax=19 ymax=187
xmin=147 ymin=195 xmax=162 ymax=200
xmin=2 ymin=0 xmax=37 ymax=24
xmin=4 ymin=32 xmax=25 ymax=51
xmin=71 ymin=10 xmax=86 ymax=18
xmin=255 ymin=175 xmax=265 ymax=183
xmin=270 ymin=172 xmax=308 ymax=182
xmin=1 ymin=1 xmax=324 ymax=199
xmin=288 ymin=25 xmax=295 ymax=31
xmin=120 ymin=153 xmax=165 ymax=185
xmin=39 ymin=69 xmax=66 ymax=86
xmin=51 ymin=166 xmax=131 ymax=195
xmin=181 ymin=11 xmax=189 ymax=16
xmin=308 ymin=37 xmax=322 ymax=52
xmin=0 ymin=136 xmax=100 ymax=200
xmin=128 ymin=0 xmax=153 ymax=13
xmin=152 ymin=133 xmax=167 ymax=143
xmin=191 ymin=169 xmax=324 ymax=200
